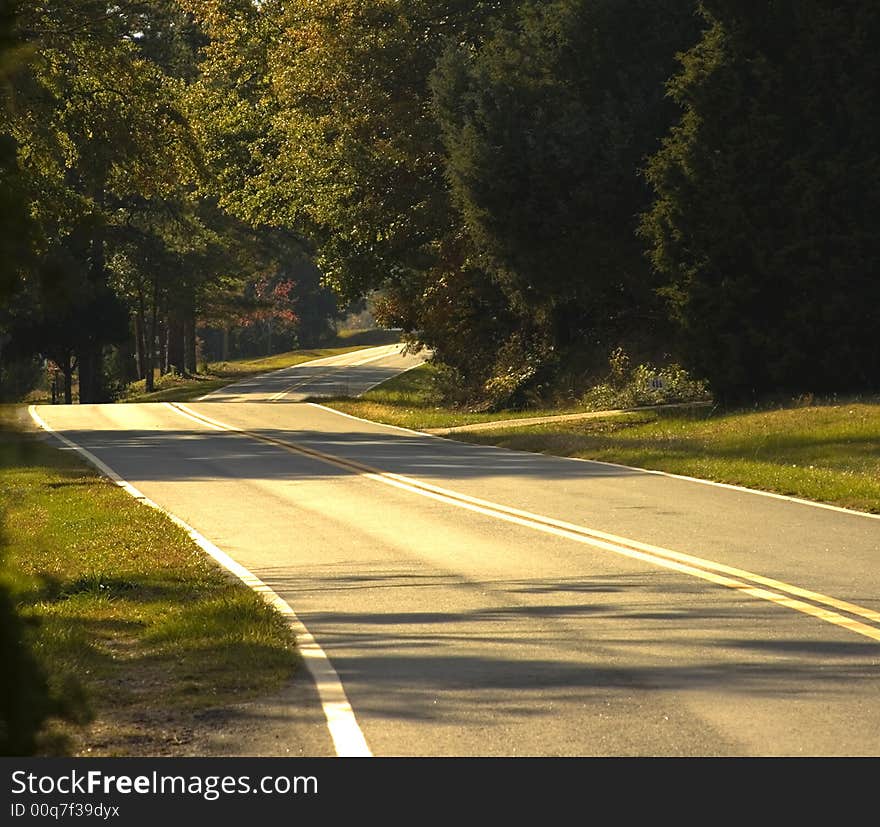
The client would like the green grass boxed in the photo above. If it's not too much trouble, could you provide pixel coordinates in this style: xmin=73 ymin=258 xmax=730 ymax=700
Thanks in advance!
xmin=0 ymin=405 xmax=298 ymax=755
xmin=322 ymin=363 xmax=589 ymax=430
xmin=457 ymin=403 xmax=880 ymax=514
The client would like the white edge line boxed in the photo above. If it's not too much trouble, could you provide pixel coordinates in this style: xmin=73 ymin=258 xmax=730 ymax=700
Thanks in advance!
xmin=572 ymin=457 xmax=880 ymax=521
xmin=309 ymin=402 xmax=880 ymax=521
xmin=27 ymin=404 xmax=372 ymax=758
xmin=306 ymin=400 xmax=448 ymax=440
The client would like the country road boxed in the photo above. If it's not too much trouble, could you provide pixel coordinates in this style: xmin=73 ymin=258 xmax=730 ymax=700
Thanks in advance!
xmin=200 ymin=342 xmax=422 ymax=402
xmin=31 ymin=344 xmax=880 ymax=756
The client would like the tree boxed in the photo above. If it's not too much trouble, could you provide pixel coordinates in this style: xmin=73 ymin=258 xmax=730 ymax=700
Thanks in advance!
xmin=185 ymin=1 xmax=535 ymax=397
xmin=6 ymin=220 xmax=129 ymax=403
xmin=0 ymin=0 xmax=54 ymax=756
xmin=3 ymin=1 xmax=203 ymax=400
xmin=0 ymin=0 xmax=33 ymax=303
xmin=432 ymin=0 xmax=701 ymax=367
xmin=642 ymin=1 xmax=880 ymax=402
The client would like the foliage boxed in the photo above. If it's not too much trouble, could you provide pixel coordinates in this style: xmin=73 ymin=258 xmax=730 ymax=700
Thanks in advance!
xmin=580 ymin=347 xmax=711 ymax=411
xmin=0 ymin=2 xmax=340 ymax=400
xmin=0 ymin=0 xmax=33 ymax=302
xmin=432 ymin=0 xmax=701 ymax=358
xmin=186 ymin=1 xmax=496 ymax=301
xmin=185 ymin=0 xmax=518 ymax=394
xmin=0 ymin=5 xmax=54 ymax=754
xmin=0 ymin=1 xmax=204 ymax=399
xmin=642 ymin=1 xmax=880 ymax=403
xmin=0 ymin=131 xmax=32 ymax=301
xmin=3 ymin=0 xmax=876 ymax=407
xmin=371 ymin=262 xmax=524 ymax=397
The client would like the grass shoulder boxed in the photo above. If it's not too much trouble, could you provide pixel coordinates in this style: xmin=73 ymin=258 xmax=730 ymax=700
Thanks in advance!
xmin=320 ymin=363 xmax=589 ymax=430
xmin=0 ymin=405 xmax=299 ymax=756
xmin=322 ymin=370 xmax=880 ymax=514
xmin=456 ymin=402 xmax=880 ymax=514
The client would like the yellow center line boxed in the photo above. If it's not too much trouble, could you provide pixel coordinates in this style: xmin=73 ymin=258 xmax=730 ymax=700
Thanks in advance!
xmin=268 ymin=348 xmax=399 ymax=401
xmin=168 ymin=401 xmax=880 ymax=644
xmin=268 ymin=368 xmax=343 ymax=401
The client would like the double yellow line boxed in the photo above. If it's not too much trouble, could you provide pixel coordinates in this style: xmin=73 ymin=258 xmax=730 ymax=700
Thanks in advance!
xmin=168 ymin=401 xmax=880 ymax=644
xmin=268 ymin=346 xmax=403 ymax=401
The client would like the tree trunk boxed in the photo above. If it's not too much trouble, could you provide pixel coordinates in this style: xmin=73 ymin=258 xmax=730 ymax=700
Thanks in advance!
xmin=184 ymin=308 xmax=197 ymax=374
xmin=63 ymin=356 xmax=73 ymax=405
xmin=166 ymin=313 xmax=185 ymax=375
xmin=145 ymin=278 xmax=159 ymax=393
xmin=77 ymin=348 xmax=91 ymax=404
xmin=77 ymin=345 xmax=103 ymax=403
xmin=158 ymin=317 xmax=168 ymax=376
xmin=64 ymin=359 xmax=73 ymax=405
xmin=117 ymin=330 xmax=137 ymax=384
xmin=221 ymin=327 xmax=229 ymax=361
xmin=134 ymin=304 xmax=146 ymax=380
xmin=82 ymin=190 xmax=108 ymax=403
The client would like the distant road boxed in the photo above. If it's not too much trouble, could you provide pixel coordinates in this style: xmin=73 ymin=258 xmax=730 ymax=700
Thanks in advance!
xmin=32 ymin=346 xmax=880 ymax=756
xmin=201 ymin=343 xmax=424 ymax=402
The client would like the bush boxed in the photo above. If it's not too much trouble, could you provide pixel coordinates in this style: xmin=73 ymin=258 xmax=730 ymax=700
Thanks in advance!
xmin=0 ymin=354 xmax=43 ymax=402
xmin=641 ymin=2 xmax=880 ymax=403
xmin=581 ymin=348 xmax=711 ymax=411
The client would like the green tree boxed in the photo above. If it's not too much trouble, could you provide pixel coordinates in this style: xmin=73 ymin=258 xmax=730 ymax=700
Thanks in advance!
xmin=432 ymin=0 xmax=700 ymax=368
xmin=3 ymin=1 xmax=202 ymax=400
xmin=185 ymin=0 xmax=529 ymax=398
xmin=0 ymin=0 xmax=33 ymax=302
xmin=0 ymin=0 xmax=53 ymax=756
xmin=642 ymin=1 xmax=880 ymax=403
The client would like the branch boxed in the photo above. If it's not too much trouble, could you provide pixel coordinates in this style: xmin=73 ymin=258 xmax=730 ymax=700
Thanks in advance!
xmin=24 ymin=2 xmax=152 ymax=41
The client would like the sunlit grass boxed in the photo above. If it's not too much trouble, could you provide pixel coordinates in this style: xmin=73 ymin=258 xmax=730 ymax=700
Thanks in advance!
xmin=323 ymin=364 xmax=589 ymax=429
xmin=0 ymin=407 xmax=298 ymax=754
xmin=457 ymin=403 xmax=880 ymax=513
xmin=325 ymin=375 xmax=880 ymax=513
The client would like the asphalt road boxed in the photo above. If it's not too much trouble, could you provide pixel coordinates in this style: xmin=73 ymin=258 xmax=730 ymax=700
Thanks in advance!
xmin=200 ymin=343 xmax=423 ymax=402
xmin=32 ymin=346 xmax=880 ymax=756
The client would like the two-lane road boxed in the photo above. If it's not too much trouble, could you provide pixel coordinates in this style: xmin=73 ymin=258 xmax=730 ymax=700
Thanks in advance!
xmin=31 ymin=346 xmax=880 ymax=756
xmin=201 ymin=343 xmax=422 ymax=402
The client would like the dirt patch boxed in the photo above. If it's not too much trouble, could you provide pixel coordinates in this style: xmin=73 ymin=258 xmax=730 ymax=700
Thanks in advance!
xmin=63 ymin=672 xmax=335 ymax=758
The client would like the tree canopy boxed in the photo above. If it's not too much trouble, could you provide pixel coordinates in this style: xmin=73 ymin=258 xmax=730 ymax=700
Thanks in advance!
xmin=1 ymin=1 xmax=341 ymax=402
xmin=433 ymin=0 xmax=700 ymax=373
xmin=642 ymin=0 xmax=880 ymax=402
xmin=2 ymin=0 xmax=877 ymax=406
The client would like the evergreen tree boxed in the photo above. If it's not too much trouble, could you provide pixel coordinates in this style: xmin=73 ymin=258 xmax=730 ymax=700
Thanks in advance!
xmin=642 ymin=1 xmax=880 ymax=402
xmin=432 ymin=0 xmax=701 ymax=367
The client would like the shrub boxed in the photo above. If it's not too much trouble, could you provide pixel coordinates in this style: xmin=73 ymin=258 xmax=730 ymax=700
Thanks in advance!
xmin=581 ymin=348 xmax=711 ymax=411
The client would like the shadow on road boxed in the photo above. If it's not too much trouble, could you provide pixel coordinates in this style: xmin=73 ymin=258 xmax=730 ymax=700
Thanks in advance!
xmin=47 ymin=425 xmax=644 ymax=483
